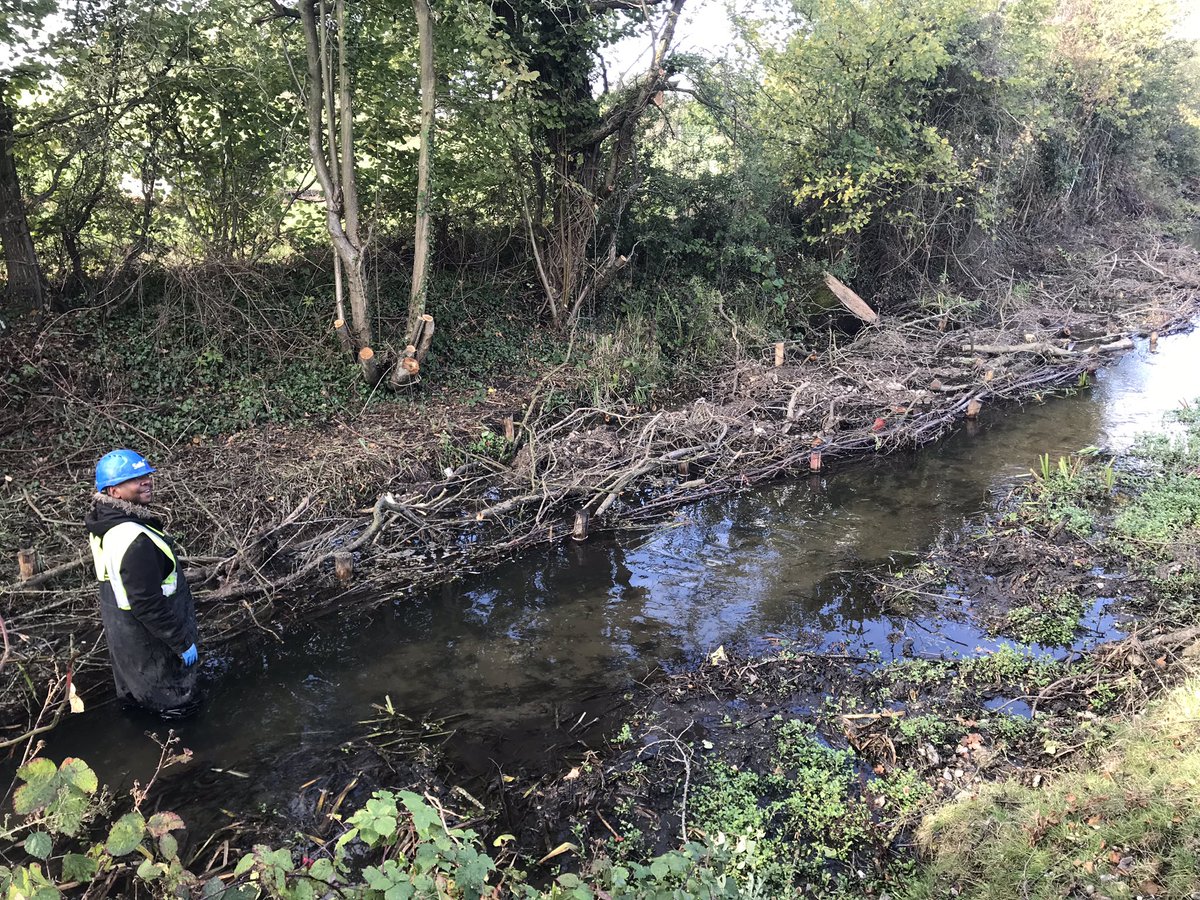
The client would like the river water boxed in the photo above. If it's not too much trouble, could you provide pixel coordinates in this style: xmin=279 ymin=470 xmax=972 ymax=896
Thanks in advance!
xmin=41 ymin=324 xmax=1200 ymax=835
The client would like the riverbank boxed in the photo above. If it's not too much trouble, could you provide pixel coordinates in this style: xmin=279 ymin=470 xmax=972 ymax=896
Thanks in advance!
xmin=2 ymin=322 xmax=1197 ymax=897
xmin=1 ymin=221 xmax=1198 ymax=749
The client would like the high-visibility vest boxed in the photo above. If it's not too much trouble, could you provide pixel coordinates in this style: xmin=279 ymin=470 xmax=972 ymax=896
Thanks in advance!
xmin=89 ymin=522 xmax=178 ymax=611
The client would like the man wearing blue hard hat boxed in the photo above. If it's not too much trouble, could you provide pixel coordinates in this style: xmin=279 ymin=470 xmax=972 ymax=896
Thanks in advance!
xmin=85 ymin=449 xmax=200 ymax=715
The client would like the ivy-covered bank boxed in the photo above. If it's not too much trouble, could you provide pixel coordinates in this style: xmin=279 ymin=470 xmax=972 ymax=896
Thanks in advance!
xmin=3 ymin=402 xmax=1198 ymax=897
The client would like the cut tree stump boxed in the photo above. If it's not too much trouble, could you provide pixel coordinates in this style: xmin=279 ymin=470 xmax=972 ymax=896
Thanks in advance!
xmin=334 ymin=551 xmax=353 ymax=580
xmin=388 ymin=314 xmax=435 ymax=390
xmin=333 ymin=318 xmax=353 ymax=353
xmin=411 ymin=314 xmax=435 ymax=362
xmin=359 ymin=347 xmax=380 ymax=384
xmin=823 ymin=274 xmax=878 ymax=324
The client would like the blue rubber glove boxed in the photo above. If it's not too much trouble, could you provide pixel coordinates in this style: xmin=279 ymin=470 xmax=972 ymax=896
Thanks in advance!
xmin=181 ymin=643 xmax=198 ymax=667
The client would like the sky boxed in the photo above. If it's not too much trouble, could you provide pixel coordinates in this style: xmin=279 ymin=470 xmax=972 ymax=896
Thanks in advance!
xmin=603 ymin=0 xmax=742 ymax=84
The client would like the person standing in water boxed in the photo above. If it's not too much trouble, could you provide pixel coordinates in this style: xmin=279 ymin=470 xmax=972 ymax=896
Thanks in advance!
xmin=86 ymin=449 xmax=200 ymax=715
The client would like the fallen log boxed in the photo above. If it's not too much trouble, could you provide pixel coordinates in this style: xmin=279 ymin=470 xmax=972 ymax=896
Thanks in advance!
xmin=962 ymin=340 xmax=1074 ymax=357
xmin=963 ymin=335 xmax=1132 ymax=357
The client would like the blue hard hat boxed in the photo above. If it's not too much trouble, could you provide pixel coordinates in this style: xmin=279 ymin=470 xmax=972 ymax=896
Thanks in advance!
xmin=95 ymin=449 xmax=155 ymax=491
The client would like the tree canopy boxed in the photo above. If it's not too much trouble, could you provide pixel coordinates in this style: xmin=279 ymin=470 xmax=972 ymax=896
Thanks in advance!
xmin=1 ymin=0 xmax=1196 ymax=377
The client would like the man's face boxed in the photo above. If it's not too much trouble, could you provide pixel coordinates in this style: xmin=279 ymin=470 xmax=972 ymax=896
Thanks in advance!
xmin=106 ymin=474 xmax=153 ymax=505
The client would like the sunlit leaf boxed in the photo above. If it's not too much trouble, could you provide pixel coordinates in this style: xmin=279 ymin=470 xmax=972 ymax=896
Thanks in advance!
xmin=105 ymin=812 xmax=146 ymax=856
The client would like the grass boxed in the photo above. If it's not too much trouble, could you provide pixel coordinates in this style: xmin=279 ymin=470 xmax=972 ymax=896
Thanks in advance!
xmin=1111 ymin=475 xmax=1200 ymax=548
xmin=1016 ymin=452 xmax=1116 ymax=537
xmin=904 ymin=667 xmax=1200 ymax=900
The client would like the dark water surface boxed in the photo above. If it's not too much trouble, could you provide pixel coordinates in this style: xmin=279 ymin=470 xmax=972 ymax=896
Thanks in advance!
xmin=42 ymin=325 xmax=1200 ymax=832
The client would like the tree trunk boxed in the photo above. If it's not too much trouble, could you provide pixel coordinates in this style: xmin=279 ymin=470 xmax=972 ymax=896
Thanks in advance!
xmin=0 ymin=94 xmax=47 ymax=318
xmin=336 ymin=0 xmax=360 ymax=249
xmin=408 ymin=0 xmax=435 ymax=341
xmin=298 ymin=0 xmax=371 ymax=350
xmin=318 ymin=0 xmax=346 ymax=326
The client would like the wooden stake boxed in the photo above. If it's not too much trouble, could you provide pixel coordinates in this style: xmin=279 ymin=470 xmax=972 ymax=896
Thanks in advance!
xmin=1149 ymin=331 xmax=1158 ymax=351
xmin=17 ymin=549 xmax=37 ymax=581
xmin=774 ymin=342 xmax=785 ymax=367
xmin=358 ymin=347 xmax=380 ymax=384
xmin=572 ymin=511 xmax=590 ymax=542
xmin=334 ymin=551 xmax=353 ymax=581
xmin=503 ymin=415 xmax=515 ymax=441
xmin=809 ymin=451 xmax=822 ymax=472
xmin=677 ymin=460 xmax=690 ymax=476
xmin=966 ymin=397 xmax=983 ymax=419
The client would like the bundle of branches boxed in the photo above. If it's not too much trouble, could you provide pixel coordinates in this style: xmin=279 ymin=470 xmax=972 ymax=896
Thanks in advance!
xmin=1 ymin=228 xmax=1197 ymax=732
xmin=148 ymin=235 xmax=1200 ymax=617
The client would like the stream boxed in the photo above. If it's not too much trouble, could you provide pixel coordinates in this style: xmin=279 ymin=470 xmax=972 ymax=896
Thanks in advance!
xmin=40 ymin=324 xmax=1200 ymax=837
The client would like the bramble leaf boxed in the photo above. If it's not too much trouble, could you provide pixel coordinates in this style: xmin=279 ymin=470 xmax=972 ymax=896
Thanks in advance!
xmin=106 ymin=812 xmax=146 ymax=856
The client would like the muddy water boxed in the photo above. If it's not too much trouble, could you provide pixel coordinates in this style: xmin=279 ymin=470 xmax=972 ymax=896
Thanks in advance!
xmin=41 ymin=326 xmax=1200 ymax=833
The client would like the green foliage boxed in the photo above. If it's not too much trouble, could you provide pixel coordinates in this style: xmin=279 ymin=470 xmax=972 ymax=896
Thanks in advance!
xmin=2 ymin=756 xmax=767 ymax=899
xmin=12 ymin=757 xmax=98 ymax=838
xmin=1111 ymin=474 xmax=1200 ymax=549
xmin=1005 ymin=590 xmax=1085 ymax=646
xmin=1019 ymin=451 xmax=1120 ymax=536
xmin=983 ymin=712 xmax=1034 ymax=745
xmin=104 ymin=812 xmax=146 ymax=857
xmin=467 ymin=428 xmax=513 ymax=463
xmin=744 ymin=0 xmax=981 ymax=242
xmin=1 ymin=754 xmax=196 ymax=899
xmin=689 ymin=719 xmax=875 ymax=893
xmin=896 ymin=715 xmax=955 ymax=746
xmin=960 ymin=644 xmax=1062 ymax=688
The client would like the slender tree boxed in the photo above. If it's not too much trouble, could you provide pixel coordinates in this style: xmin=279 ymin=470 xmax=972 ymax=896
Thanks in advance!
xmin=408 ymin=0 xmax=436 ymax=340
